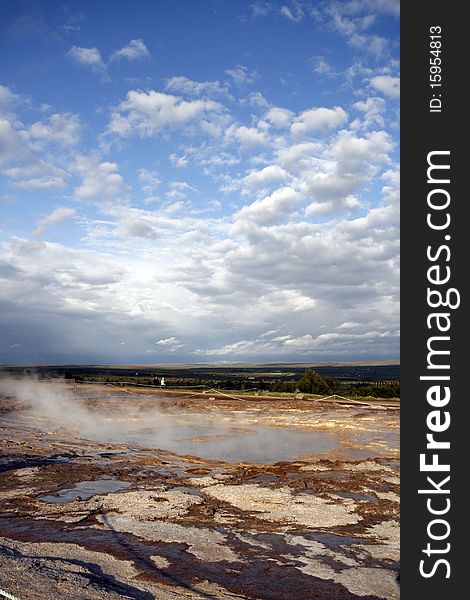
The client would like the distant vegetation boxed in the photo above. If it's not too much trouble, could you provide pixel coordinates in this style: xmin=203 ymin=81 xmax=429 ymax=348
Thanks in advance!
xmin=272 ymin=369 xmax=332 ymax=394
xmin=0 ymin=364 xmax=400 ymax=399
xmin=272 ymin=369 xmax=399 ymax=398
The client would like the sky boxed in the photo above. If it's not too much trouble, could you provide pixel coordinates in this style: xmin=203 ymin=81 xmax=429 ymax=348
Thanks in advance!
xmin=0 ymin=0 xmax=400 ymax=365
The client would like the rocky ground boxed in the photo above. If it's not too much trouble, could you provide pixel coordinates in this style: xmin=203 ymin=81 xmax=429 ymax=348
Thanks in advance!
xmin=0 ymin=384 xmax=399 ymax=600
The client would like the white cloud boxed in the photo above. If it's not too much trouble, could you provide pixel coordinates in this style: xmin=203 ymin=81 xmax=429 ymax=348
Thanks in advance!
xmin=225 ymin=124 xmax=270 ymax=150
xmin=370 ymin=75 xmax=400 ymax=98
xmin=337 ymin=321 xmax=361 ymax=329
xmin=315 ymin=1 xmax=392 ymax=57
xmin=73 ymin=157 xmax=130 ymax=202
xmin=304 ymin=200 xmax=335 ymax=216
xmin=33 ymin=207 xmax=76 ymax=236
xmin=118 ymin=215 xmax=160 ymax=239
xmin=265 ymin=128 xmax=394 ymax=222
xmin=236 ymin=186 xmax=300 ymax=226
xmin=276 ymin=142 xmax=322 ymax=170
xmin=165 ymin=190 xmax=186 ymax=201
xmin=108 ymin=90 xmax=225 ymax=137
xmin=110 ymin=39 xmax=150 ymax=62
xmin=138 ymin=168 xmax=161 ymax=200
xmin=333 ymin=129 xmax=392 ymax=167
xmin=298 ymin=130 xmax=393 ymax=206
xmin=169 ymin=153 xmax=188 ymax=168
xmin=264 ymin=107 xmax=294 ymax=129
xmin=247 ymin=93 xmax=271 ymax=110
xmin=310 ymin=56 xmax=337 ymax=78
xmin=3 ymin=161 xmax=69 ymax=190
xmin=164 ymin=76 xmax=231 ymax=99
xmin=66 ymin=46 xmax=106 ymax=74
xmin=248 ymin=2 xmax=272 ymax=19
xmin=28 ymin=113 xmax=82 ymax=147
xmin=152 ymin=336 xmax=185 ymax=352
xmin=0 ymin=118 xmax=28 ymax=165
xmin=170 ymin=181 xmax=197 ymax=193
xmin=280 ymin=2 xmax=304 ymax=22
xmin=291 ymin=106 xmax=348 ymax=137
xmin=225 ymin=65 xmax=258 ymax=86
xmin=353 ymin=96 xmax=386 ymax=129
xmin=13 ymin=175 xmax=67 ymax=190
xmin=156 ymin=336 xmax=180 ymax=346
xmin=346 ymin=0 xmax=400 ymax=18
xmin=354 ymin=34 xmax=387 ymax=57
xmin=242 ymin=165 xmax=290 ymax=190
xmin=0 ymin=84 xmax=24 ymax=114
xmin=305 ymin=194 xmax=361 ymax=218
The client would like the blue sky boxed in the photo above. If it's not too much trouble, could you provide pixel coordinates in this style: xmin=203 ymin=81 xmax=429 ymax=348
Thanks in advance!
xmin=0 ymin=0 xmax=399 ymax=364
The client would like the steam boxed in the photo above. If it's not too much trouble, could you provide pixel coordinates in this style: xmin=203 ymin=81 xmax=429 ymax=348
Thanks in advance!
xmin=0 ymin=377 xmax=170 ymax=443
xmin=1 ymin=377 xmax=99 ymax=431
xmin=0 ymin=377 xmax=235 ymax=452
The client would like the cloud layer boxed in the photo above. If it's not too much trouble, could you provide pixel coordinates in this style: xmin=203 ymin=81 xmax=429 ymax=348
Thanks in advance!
xmin=0 ymin=3 xmax=399 ymax=363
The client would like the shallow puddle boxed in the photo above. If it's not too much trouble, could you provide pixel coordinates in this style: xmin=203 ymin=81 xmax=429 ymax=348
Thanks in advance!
xmin=335 ymin=491 xmax=377 ymax=502
xmin=39 ymin=477 xmax=132 ymax=503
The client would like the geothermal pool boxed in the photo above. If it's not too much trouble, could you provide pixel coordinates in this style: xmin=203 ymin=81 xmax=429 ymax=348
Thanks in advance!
xmin=0 ymin=384 xmax=399 ymax=463
xmin=90 ymin=419 xmax=340 ymax=463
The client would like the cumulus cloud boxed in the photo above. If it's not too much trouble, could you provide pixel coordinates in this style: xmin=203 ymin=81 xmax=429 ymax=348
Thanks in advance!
xmin=118 ymin=215 xmax=160 ymax=239
xmin=352 ymin=96 xmax=386 ymax=129
xmin=298 ymin=130 xmax=393 ymax=209
xmin=4 ymin=161 xmax=68 ymax=190
xmin=369 ymin=75 xmax=400 ymax=97
xmin=33 ymin=207 xmax=76 ymax=236
xmin=242 ymin=92 xmax=270 ymax=109
xmin=0 ymin=118 xmax=29 ymax=165
xmin=291 ymin=106 xmax=348 ymax=137
xmin=333 ymin=129 xmax=392 ymax=167
xmin=110 ymin=38 xmax=150 ymax=62
xmin=235 ymin=186 xmax=300 ymax=226
xmin=225 ymin=124 xmax=270 ymax=150
xmin=264 ymin=107 xmax=294 ymax=129
xmin=242 ymin=165 xmax=290 ymax=190
xmin=1 ymin=100 xmax=78 ymax=191
xmin=108 ymin=90 xmax=225 ymax=137
xmin=66 ymin=46 xmax=106 ymax=75
xmin=28 ymin=113 xmax=82 ymax=147
xmin=0 ymin=84 xmax=24 ymax=113
xmin=73 ymin=156 xmax=130 ymax=202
